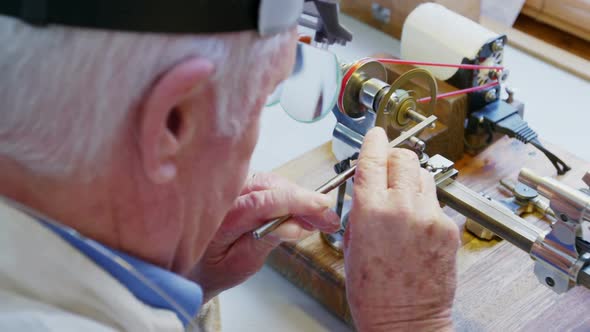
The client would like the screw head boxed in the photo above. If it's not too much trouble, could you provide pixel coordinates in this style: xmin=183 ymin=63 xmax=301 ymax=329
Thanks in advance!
xmin=561 ymin=214 xmax=569 ymax=222
xmin=545 ymin=277 xmax=555 ymax=287
xmin=371 ymin=3 xmax=391 ymax=24
xmin=514 ymin=183 xmax=538 ymax=200
xmin=414 ymin=140 xmax=426 ymax=152
xmin=485 ymin=89 xmax=497 ymax=103
xmin=492 ymin=40 xmax=504 ymax=52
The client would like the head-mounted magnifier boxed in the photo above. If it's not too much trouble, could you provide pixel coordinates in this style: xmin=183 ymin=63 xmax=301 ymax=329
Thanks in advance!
xmin=266 ymin=42 xmax=342 ymax=123
xmin=0 ymin=0 xmax=352 ymax=123
xmin=265 ymin=1 xmax=352 ymax=123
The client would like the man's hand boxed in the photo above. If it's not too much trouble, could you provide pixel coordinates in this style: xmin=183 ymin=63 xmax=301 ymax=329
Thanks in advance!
xmin=189 ymin=173 xmax=340 ymax=302
xmin=344 ymin=128 xmax=460 ymax=331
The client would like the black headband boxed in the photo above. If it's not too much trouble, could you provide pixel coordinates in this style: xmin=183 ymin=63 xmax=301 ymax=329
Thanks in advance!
xmin=0 ymin=0 xmax=352 ymax=45
xmin=0 ymin=0 xmax=288 ymax=35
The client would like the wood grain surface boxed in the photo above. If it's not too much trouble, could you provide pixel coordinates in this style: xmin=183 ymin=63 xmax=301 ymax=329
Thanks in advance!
xmin=521 ymin=0 xmax=590 ymax=42
xmin=266 ymin=137 xmax=590 ymax=330
xmin=513 ymin=14 xmax=590 ymax=62
xmin=480 ymin=16 xmax=590 ymax=82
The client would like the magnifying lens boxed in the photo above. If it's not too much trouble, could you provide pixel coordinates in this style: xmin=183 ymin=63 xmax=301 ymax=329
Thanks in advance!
xmin=266 ymin=42 xmax=341 ymax=123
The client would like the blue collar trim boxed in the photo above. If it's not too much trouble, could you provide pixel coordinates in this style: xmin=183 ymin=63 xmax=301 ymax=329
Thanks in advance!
xmin=39 ymin=219 xmax=202 ymax=327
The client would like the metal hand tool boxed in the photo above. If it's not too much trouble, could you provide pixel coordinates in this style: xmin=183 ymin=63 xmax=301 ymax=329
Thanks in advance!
xmin=252 ymin=115 xmax=438 ymax=239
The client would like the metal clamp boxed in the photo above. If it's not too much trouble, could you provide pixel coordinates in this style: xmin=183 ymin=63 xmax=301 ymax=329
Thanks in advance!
xmin=498 ymin=179 xmax=555 ymax=219
xmin=466 ymin=179 xmax=555 ymax=241
xmin=518 ymin=168 xmax=590 ymax=292
xmin=321 ymin=153 xmax=456 ymax=255
xmin=530 ymin=221 xmax=585 ymax=293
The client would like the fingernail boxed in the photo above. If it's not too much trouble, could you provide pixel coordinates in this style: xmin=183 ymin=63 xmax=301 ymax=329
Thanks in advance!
xmin=276 ymin=232 xmax=301 ymax=242
xmin=260 ymin=233 xmax=282 ymax=247
xmin=322 ymin=208 xmax=341 ymax=232
xmin=301 ymin=210 xmax=340 ymax=233
xmin=268 ymin=222 xmax=305 ymax=242
xmin=298 ymin=219 xmax=316 ymax=231
xmin=317 ymin=194 xmax=333 ymax=208
xmin=369 ymin=127 xmax=386 ymax=136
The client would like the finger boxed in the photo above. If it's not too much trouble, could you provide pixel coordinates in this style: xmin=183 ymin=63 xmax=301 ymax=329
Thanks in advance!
xmin=419 ymin=168 xmax=438 ymax=202
xmin=242 ymin=174 xmax=339 ymax=229
xmin=268 ymin=218 xmax=315 ymax=243
xmin=218 ymin=233 xmax=279 ymax=278
xmin=294 ymin=218 xmax=317 ymax=232
xmin=221 ymin=219 xmax=315 ymax=275
xmin=355 ymin=127 xmax=389 ymax=192
xmin=222 ymin=188 xmax=339 ymax=240
xmin=300 ymin=212 xmax=341 ymax=233
xmin=387 ymin=148 xmax=421 ymax=192
xmin=240 ymin=173 xmax=294 ymax=195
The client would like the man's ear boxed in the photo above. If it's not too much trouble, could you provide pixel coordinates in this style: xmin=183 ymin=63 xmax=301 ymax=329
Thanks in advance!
xmin=138 ymin=57 xmax=215 ymax=184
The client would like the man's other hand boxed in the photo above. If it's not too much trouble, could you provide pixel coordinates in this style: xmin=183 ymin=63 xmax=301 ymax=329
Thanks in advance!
xmin=189 ymin=173 xmax=340 ymax=302
xmin=344 ymin=127 xmax=460 ymax=332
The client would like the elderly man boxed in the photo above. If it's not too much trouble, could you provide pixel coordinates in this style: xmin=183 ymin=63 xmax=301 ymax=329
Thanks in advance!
xmin=0 ymin=1 xmax=459 ymax=331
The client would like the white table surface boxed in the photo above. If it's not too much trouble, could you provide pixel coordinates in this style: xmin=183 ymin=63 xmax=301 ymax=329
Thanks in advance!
xmin=220 ymin=15 xmax=590 ymax=331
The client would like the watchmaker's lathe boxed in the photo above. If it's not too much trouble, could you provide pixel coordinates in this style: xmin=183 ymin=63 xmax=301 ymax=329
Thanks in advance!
xmin=324 ymin=55 xmax=590 ymax=295
xmin=264 ymin=3 xmax=589 ymax=328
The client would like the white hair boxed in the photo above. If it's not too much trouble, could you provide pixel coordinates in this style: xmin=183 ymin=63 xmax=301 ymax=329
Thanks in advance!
xmin=0 ymin=15 xmax=290 ymax=177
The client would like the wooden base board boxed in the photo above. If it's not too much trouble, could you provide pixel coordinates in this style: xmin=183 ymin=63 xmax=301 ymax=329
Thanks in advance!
xmin=267 ymin=137 xmax=590 ymax=329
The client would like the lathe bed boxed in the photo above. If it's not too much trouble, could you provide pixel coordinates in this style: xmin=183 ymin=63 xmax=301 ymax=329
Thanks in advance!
xmin=267 ymin=137 xmax=590 ymax=330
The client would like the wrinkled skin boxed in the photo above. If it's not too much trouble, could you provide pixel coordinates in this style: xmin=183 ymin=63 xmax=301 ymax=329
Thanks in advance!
xmin=344 ymin=128 xmax=460 ymax=331
xmin=189 ymin=173 xmax=340 ymax=302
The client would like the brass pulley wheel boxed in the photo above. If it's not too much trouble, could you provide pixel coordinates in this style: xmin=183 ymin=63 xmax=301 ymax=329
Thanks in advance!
xmin=375 ymin=68 xmax=438 ymax=138
xmin=339 ymin=59 xmax=388 ymax=118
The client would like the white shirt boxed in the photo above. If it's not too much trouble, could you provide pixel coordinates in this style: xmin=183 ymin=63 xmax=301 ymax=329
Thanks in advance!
xmin=0 ymin=198 xmax=207 ymax=332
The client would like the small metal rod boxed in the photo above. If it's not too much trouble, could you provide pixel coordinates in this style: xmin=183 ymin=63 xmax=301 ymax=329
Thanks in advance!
xmin=520 ymin=168 xmax=589 ymax=220
xmin=252 ymin=166 xmax=355 ymax=239
xmin=252 ymin=115 xmax=438 ymax=239
xmin=407 ymin=109 xmax=436 ymax=129
xmin=335 ymin=181 xmax=347 ymax=219
xmin=499 ymin=179 xmax=517 ymax=193
xmin=252 ymin=215 xmax=291 ymax=240
xmin=408 ymin=136 xmax=426 ymax=152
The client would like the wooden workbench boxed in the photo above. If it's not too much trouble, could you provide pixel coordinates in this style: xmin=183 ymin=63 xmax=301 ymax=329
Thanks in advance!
xmin=267 ymin=137 xmax=590 ymax=331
